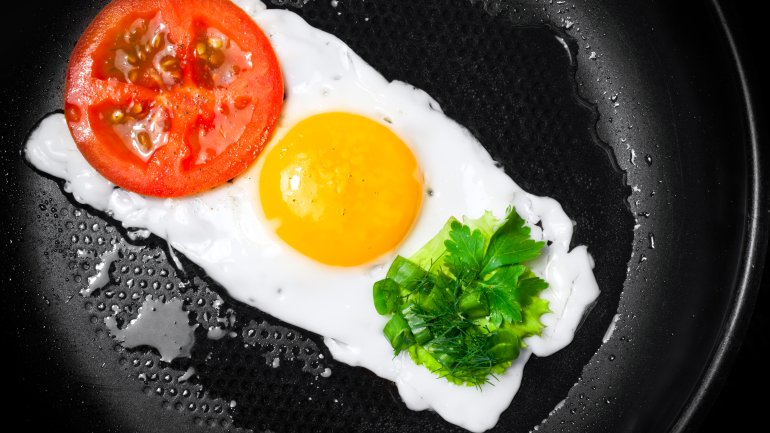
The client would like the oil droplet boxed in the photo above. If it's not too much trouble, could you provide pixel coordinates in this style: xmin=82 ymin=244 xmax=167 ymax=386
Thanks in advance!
xmin=206 ymin=326 xmax=228 ymax=340
xmin=602 ymin=313 xmax=620 ymax=343
xmin=178 ymin=366 xmax=196 ymax=382
xmin=104 ymin=296 xmax=197 ymax=362
xmin=81 ymin=242 xmax=121 ymax=296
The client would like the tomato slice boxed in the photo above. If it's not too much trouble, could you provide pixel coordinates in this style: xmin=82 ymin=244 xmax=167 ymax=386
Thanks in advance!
xmin=64 ymin=0 xmax=283 ymax=197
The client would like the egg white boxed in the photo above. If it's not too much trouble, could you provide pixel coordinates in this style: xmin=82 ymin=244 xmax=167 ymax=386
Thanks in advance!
xmin=24 ymin=1 xmax=600 ymax=431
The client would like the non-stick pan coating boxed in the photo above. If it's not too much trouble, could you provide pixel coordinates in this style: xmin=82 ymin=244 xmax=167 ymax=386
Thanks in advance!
xmin=1 ymin=1 xmax=764 ymax=432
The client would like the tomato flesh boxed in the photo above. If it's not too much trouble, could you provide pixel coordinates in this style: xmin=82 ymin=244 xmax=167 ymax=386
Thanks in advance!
xmin=65 ymin=0 xmax=283 ymax=197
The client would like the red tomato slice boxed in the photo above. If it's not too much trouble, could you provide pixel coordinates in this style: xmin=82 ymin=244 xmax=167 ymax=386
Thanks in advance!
xmin=65 ymin=0 xmax=283 ymax=197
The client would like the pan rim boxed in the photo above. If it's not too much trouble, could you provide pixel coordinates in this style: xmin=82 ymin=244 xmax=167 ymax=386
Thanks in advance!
xmin=670 ymin=1 xmax=767 ymax=431
xmin=2 ymin=1 xmax=765 ymax=432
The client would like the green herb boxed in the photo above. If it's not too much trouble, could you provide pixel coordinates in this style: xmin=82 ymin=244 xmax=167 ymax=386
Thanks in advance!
xmin=372 ymin=207 xmax=550 ymax=387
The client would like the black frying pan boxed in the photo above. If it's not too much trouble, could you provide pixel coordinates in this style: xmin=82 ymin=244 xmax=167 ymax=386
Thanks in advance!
xmin=2 ymin=1 xmax=765 ymax=432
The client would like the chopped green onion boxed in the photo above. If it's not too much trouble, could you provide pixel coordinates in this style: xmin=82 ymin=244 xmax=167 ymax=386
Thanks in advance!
xmin=383 ymin=313 xmax=413 ymax=353
xmin=458 ymin=290 xmax=489 ymax=319
xmin=373 ymin=278 xmax=400 ymax=315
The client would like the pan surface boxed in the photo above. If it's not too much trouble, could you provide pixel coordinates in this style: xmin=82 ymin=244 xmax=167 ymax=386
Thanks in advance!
xmin=1 ymin=1 xmax=764 ymax=432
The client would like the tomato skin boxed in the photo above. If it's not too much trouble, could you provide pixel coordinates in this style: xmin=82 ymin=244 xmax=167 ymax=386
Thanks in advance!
xmin=65 ymin=0 xmax=283 ymax=197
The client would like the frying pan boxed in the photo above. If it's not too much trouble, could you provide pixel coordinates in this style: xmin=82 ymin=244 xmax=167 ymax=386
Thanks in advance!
xmin=1 ymin=0 xmax=765 ymax=432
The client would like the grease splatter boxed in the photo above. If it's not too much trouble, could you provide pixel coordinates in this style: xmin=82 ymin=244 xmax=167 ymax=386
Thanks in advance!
xmin=105 ymin=296 xmax=197 ymax=362
xmin=81 ymin=242 xmax=121 ymax=296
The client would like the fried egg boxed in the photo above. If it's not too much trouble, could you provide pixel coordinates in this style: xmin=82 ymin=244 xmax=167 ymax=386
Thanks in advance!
xmin=24 ymin=0 xmax=600 ymax=431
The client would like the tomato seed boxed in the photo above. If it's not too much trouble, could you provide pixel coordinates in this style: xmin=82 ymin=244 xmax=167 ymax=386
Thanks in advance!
xmin=196 ymin=42 xmax=207 ymax=57
xmin=208 ymin=50 xmax=224 ymax=68
xmin=136 ymin=131 xmax=152 ymax=152
xmin=208 ymin=37 xmax=223 ymax=49
xmin=126 ymin=52 xmax=139 ymax=65
xmin=151 ymin=33 xmax=163 ymax=49
xmin=160 ymin=56 xmax=179 ymax=70
xmin=111 ymin=110 xmax=125 ymax=123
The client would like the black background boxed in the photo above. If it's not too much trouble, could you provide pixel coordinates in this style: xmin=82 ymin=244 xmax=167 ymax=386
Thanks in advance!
xmin=1 ymin=1 xmax=766 ymax=432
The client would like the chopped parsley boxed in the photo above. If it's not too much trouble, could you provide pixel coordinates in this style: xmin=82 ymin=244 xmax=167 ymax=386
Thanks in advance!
xmin=373 ymin=207 xmax=550 ymax=387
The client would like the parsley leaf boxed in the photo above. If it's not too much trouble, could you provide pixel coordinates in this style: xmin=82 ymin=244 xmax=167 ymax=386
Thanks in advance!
xmin=516 ymin=270 xmax=549 ymax=305
xmin=444 ymin=221 xmax=486 ymax=282
xmin=481 ymin=208 xmax=545 ymax=275
xmin=480 ymin=264 xmax=527 ymax=324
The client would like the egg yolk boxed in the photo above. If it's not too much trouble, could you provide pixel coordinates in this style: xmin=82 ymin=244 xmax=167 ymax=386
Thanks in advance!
xmin=259 ymin=112 xmax=423 ymax=267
